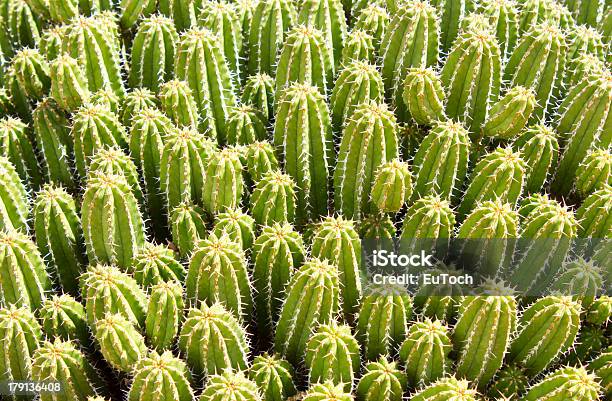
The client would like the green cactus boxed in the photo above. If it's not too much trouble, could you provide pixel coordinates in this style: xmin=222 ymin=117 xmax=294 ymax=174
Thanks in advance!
xmin=413 ymin=267 xmax=462 ymax=323
xmin=586 ymin=295 xmax=611 ymax=326
xmin=565 ymin=53 xmax=606 ymax=91
xmin=589 ymin=346 xmax=612 ymax=399
xmin=88 ymin=147 xmax=144 ymax=207
xmin=370 ymin=159 xmax=412 ymax=213
xmin=48 ymin=0 xmax=78 ymax=22
xmin=3 ymin=0 xmax=41 ymax=53
xmin=172 ymin=0 xmax=203 ymax=31
xmin=297 ymin=0 xmax=347 ymax=66
xmin=90 ymin=87 xmax=121 ymax=114
xmin=236 ymin=0 xmax=258 ymax=46
xmin=175 ymin=27 xmax=237 ymax=143
xmin=401 ymin=68 xmax=446 ymax=126
xmin=129 ymin=15 xmax=178 ymax=92
xmin=119 ymin=0 xmax=156 ymax=28
xmin=410 ymin=377 xmax=478 ymax=401
xmin=94 ymin=313 xmax=147 ymax=373
xmin=0 ymin=230 xmax=50 ymax=310
xmin=210 ymin=208 xmax=256 ymax=251
xmin=202 ymin=147 xmax=244 ymax=214
xmin=482 ymin=86 xmax=536 ymax=140
xmin=400 ymin=195 xmax=456 ymax=255
xmin=575 ymin=185 xmax=611 ymax=238
xmin=179 ymin=302 xmax=249 ymax=375
xmin=303 ymin=382 xmax=352 ymax=401
xmin=487 ymin=364 xmax=529 ymax=400
xmin=160 ymin=127 xmax=216 ymax=211
xmin=186 ymin=233 xmax=252 ymax=320
xmin=250 ymin=170 xmax=296 ymax=226
xmin=0 ymin=116 xmax=43 ymax=189
xmin=356 ymin=356 xmax=406 ymax=401
xmin=0 ymin=156 xmax=29 ymax=233
xmin=244 ymin=141 xmax=280 ymax=183
xmin=330 ymin=61 xmax=384 ymax=132
xmin=453 ymin=281 xmax=516 ymax=389
xmin=201 ymin=371 xmax=261 ymax=401
xmin=241 ymin=73 xmax=275 ymax=122
xmin=169 ymin=202 xmax=208 ymax=259
xmin=511 ymin=124 xmax=559 ymax=194
xmin=247 ymin=0 xmax=297 ymax=76
xmin=32 ymin=339 xmax=101 ymax=401
xmin=567 ymin=26 xmax=605 ymax=69
xmin=341 ymin=30 xmax=374 ymax=64
xmin=356 ymin=283 xmax=412 ymax=361
xmin=358 ymin=214 xmax=396 ymax=240
xmin=49 ymin=55 xmax=90 ymax=112
xmin=249 ymin=353 xmax=297 ymax=401
xmin=305 ymin=321 xmax=360 ymax=391
xmin=145 ymin=281 xmax=184 ymax=351
xmin=10 ymin=48 xmax=49 ymax=101
xmin=518 ymin=0 xmax=559 ymax=33
xmin=128 ymin=350 xmax=194 ymax=401
xmin=159 ymin=79 xmax=201 ymax=129
xmin=354 ymin=5 xmax=389 ymax=50
xmin=120 ymin=88 xmax=158 ymax=127
xmin=477 ymin=0 xmax=519 ymax=60
xmin=133 ymin=243 xmax=186 ymax=288
xmin=523 ymin=366 xmax=601 ymax=401
xmin=575 ymin=148 xmax=611 ymax=198
xmin=226 ymin=105 xmax=267 ymax=146
xmin=39 ymin=26 xmax=64 ymax=61
xmin=565 ymin=324 xmax=607 ymax=366
xmin=553 ymin=258 xmax=603 ymax=307
xmin=0 ymin=306 xmax=41 ymax=385
xmin=274 ymin=83 xmax=332 ymax=223
xmin=564 ymin=0 xmax=607 ymax=27
xmin=275 ymin=258 xmax=339 ymax=364
xmin=429 ymin=0 xmax=470 ymax=52
xmin=38 ymin=294 xmax=88 ymax=345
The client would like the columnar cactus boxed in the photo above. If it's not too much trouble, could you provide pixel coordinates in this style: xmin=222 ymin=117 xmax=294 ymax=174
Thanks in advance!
xmin=160 ymin=127 xmax=216 ymax=211
xmin=330 ymin=61 xmax=384 ymax=132
xmin=186 ymin=233 xmax=252 ymax=320
xmin=119 ymin=0 xmax=156 ymax=28
xmin=565 ymin=324 xmax=606 ymax=365
xmin=94 ymin=313 xmax=147 ymax=373
xmin=441 ymin=27 xmax=502 ymax=132
xmin=49 ymin=55 xmax=90 ymax=112
xmin=33 ymin=186 xmax=85 ymax=295
xmin=0 ymin=230 xmax=50 ymax=310
xmin=171 ymin=0 xmax=203 ymax=31
xmin=245 ymin=141 xmax=280 ymax=183
xmin=274 ymin=83 xmax=332 ymax=223
xmin=128 ymin=350 xmax=194 ymax=401
xmin=400 ymin=195 xmax=456 ymax=253
xmin=358 ymin=214 xmax=396 ymax=240
xmin=370 ymin=159 xmax=412 ymax=213
xmin=159 ymin=80 xmax=201 ymax=129
xmin=145 ymin=281 xmax=184 ymax=351
xmin=275 ymin=258 xmax=339 ymax=364
xmin=401 ymin=68 xmax=446 ymax=126
xmin=133 ymin=243 xmax=186 ymax=288
xmin=458 ymin=147 xmax=525 ymax=218
xmin=354 ymin=5 xmax=389 ymax=50
xmin=169 ymin=202 xmax=208 ymax=259
xmin=129 ymin=15 xmax=178 ymax=92
xmin=210 ymin=208 xmax=256 ymax=251
xmin=303 ymin=382 xmax=352 ymax=401
xmin=341 ymin=30 xmax=374 ymax=64
xmin=250 ymin=171 xmax=296 ymax=226
xmin=566 ymin=26 xmax=605 ymax=69
xmin=482 ymin=86 xmax=536 ymax=140
xmin=0 ymin=116 xmax=43 ymax=189
xmin=3 ymin=0 xmax=40 ymax=52
xmin=249 ymin=353 xmax=297 ymax=401
xmin=40 ymin=26 xmax=65 ymax=61
xmin=586 ymin=296 xmax=612 ymax=326
xmin=241 ymin=73 xmax=275 ymax=122
xmin=297 ymin=0 xmax=347 ymax=66
xmin=411 ymin=121 xmax=469 ymax=201
xmin=10 ymin=48 xmax=49 ymax=100
xmin=226 ymin=105 xmax=267 ymax=145
xmin=200 ymin=371 xmax=261 ymax=401
xmin=518 ymin=0 xmax=559 ymax=33
xmin=575 ymin=185 xmax=612 ymax=238
xmin=121 ymin=88 xmax=158 ymax=127
xmin=81 ymin=173 xmax=146 ymax=269
xmin=48 ymin=0 xmax=78 ymax=22
xmin=88 ymin=147 xmax=144 ymax=206
xmin=575 ymin=148 xmax=611 ymax=198
xmin=0 ymin=156 xmax=29 ymax=233
xmin=589 ymin=346 xmax=612 ymax=398
xmin=565 ymin=0 xmax=607 ymax=27
xmin=92 ymin=88 xmax=121 ymax=114
xmin=509 ymin=296 xmax=581 ymax=375
xmin=275 ymin=26 xmax=333 ymax=95
xmin=523 ymin=366 xmax=601 ymax=401
xmin=39 ymin=294 xmax=88 ymax=345
xmin=0 ymin=306 xmax=42 ymax=384
xmin=512 ymin=124 xmax=559 ymax=193
xmin=175 ymin=27 xmax=237 ymax=143
xmin=413 ymin=267 xmax=462 ymax=323
xmin=247 ymin=0 xmax=297 ymax=76
xmin=453 ymin=281 xmax=516 ymax=389
xmin=380 ymin=1 xmax=439 ymax=122
xmin=488 ymin=364 xmax=529 ymax=400
xmin=31 ymin=339 xmax=100 ymax=401
xmin=409 ymin=377 xmax=478 ymax=401
xmin=553 ymin=258 xmax=603 ymax=307
xmin=505 ymin=23 xmax=567 ymax=121
xmin=305 ymin=321 xmax=360 ymax=390
xmin=356 ymin=356 xmax=406 ymax=401
xmin=477 ymin=0 xmax=519 ymax=60
xmin=179 ymin=302 xmax=249 ymax=375
xmin=202 ymin=147 xmax=244 ymax=214
xmin=430 ymin=0 xmax=471 ymax=52
xmin=356 ymin=283 xmax=412 ymax=361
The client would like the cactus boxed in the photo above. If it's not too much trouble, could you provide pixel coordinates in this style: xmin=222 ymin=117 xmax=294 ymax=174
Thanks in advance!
xmin=303 ymin=382 xmax=352 ymax=401
xmin=511 ymin=124 xmax=559 ymax=193
xmin=88 ymin=147 xmax=144 ymax=206
xmin=32 ymin=339 xmax=100 ymax=401
xmin=81 ymin=173 xmax=146 ymax=269
xmin=458 ymin=147 xmax=525 ymax=218
xmin=201 ymin=371 xmax=261 ymax=401
xmin=275 ymin=26 xmax=333 ymax=96
xmin=211 ymin=208 xmax=256 ymax=251
xmin=186 ymin=233 xmax=252 ymax=320
xmin=354 ymin=5 xmax=389 ymax=50
xmin=250 ymin=170 xmax=296 ymax=226
xmin=39 ymin=26 xmax=64 ymax=61
xmin=589 ymin=346 xmax=612 ymax=398
xmin=275 ymin=258 xmax=339 ymax=364
xmin=370 ymin=159 xmax=412 ymax=213
xmin=120 ymin=88 xmax=158 ymax=127
xmin=160 ymin=127 xmax=216 ymax=211
xmin=33 ymin=186 xmax=85 ymax=295
xmin=413 ymin=267 xmax=462 ymax=323
xmin=179 ymin=302 xmax=249 ymax=375
xmin=159 ymin=79 xmax=201 ymax=129
xmin=0 ymin=306 xmax=41 ymax=385
xmin=0 ymin=116 xmax=43 ymax=189
xmin=518 ymin=0 xmax=558 ymax=33
xmin=430 ymin=0 xmax=470 ymax=52
xmin=586 ymin=295 xmax=611 ymax=326
xmin=566 ymin=26 xmax=605 ymax=69
xmin=330 ymin=61 xmax=384 ymax=132
xmin=247 ymin=0 xmax=297 ymax=76
xmin=175 ymin=27 xmax=237 ymax=143
xmin=356 ymin=283 xmax=412 ymax=361
xmin=305 ymin=321 xmax=360 ymax=390
xmin=565 ymin=324 xmax=606 ymax=365
xmin=49 ymin=55 xmax=90 ymax=112
xmin=380 ymin=1 xmax=439 ymax=122
xmin=523 ymin=366 xmax=601 ymax=401
xmin=477 ymin=0 xmax=519 ymax=60
xmin=482 ymin=86 xmax=536 ymax=140
xmin=0 ymin=156 xmax=29 ymax=233
xmin=441 ymin=27 xmax=501 ymax=132
xmin=171 ymin=0 xmax=203 ymax=31
xmin=226 ymin=105 xmax=267 ymax=146
xmin=400 ymin=195 xmax=456 ymax=254
xmin=411 ymin=120 xmax=469 ymax=201
xmin=90 ymin=88 xmax=121 ymax=114
xmin=145 ymin=281 xmax=184 ymax=351
xmin=241 ymin=73 xmax=275 ymax=122
xmin=47 ymin=0 xmax=78 ymax=22
xmin=505 ymin=23 xmax=567 ymax=122
xmin=487 ymin=364 xmax=529 ymax=400
xmin=358 ymin=214 xmax=396 ymax=240
xmin=94 ymin=313 xmax=147 ymax=373
xmin=236 ymin=0 xmax=257 ymax=45
xmin=552 ymin=258 xmax=603 ymax=307
xmin=274 ymin=83 xmax=332 ymax=223
xmin=39 ymin=294 xmax=88 ymax=345
xmin=169 ymin=202 xmax=208 ymax=259
xmin=410 ymin=377 xmax=478 ymax=401
xmin=297 ymin=0 xmax=347 ymax=66
xmin=453 ymin=281 xmax=516 ymax=389
xmin=128 ymin=350 xmax=194 ymax=401
xmin=575 ymin=148 xmax=611 ymax=198
xmin=401 ymin=68 xmax=446 ymax=127
xmin=129 ymin=15 xmax=178 ymax=92
xmin=0 ymin=230 xmax=50 ymax=310
xmin=564 ymin=0 xmax=607 ymax=27
xmin=509 ymin=296 xmax=581 ymax=375
xmin=565 ymin=53 xmax=606 ymax=91
xmin=249 ymin=353 xmax=297 ymax=401
xmin=10 ymin=48 xmax=49 ymax=101
xmin=575 ymin=185 xmax=611 ymax=238
xmin=3 ymin=0 xmax=40 ymax=53
xmin=133 ymin=243 xmax=186 ymax=288
xmin=356 ymin=356 xmax=406 ymax=401
xmin=202 ymin=147 xmax=244 ymax=214
xmin=341 ymin=30 xmax=374 ymax=64
xmin=244 ymin=141 xmax=280 ymax=183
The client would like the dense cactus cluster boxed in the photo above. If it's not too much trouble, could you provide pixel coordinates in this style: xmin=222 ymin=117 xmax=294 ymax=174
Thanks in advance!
xmin=0 ymin=1 xmax=610 ymax=401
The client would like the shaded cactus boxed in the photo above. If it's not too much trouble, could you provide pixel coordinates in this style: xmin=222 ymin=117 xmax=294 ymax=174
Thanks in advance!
xmin=575 ymin=185 xmax=611 ymax=238
xmin=274 ymin=83 xmax=332 ymax=223
xmin=0 ymin=116 xmax=43 ymax=189
xmin=356 ymin=283 xmax=412 ymax=361
xmin=211 ymin=208 xmax=256 ymax=251
xmin=39 ymin=26 xmax=65 ymax=61
xmin=3 ymin=0 xmax=41 ymax=52
xmin=297 ymin=0 xmax=347 ymax=66
xmin=565 ymin=53 xmax=606 ymax=91
xmin=487 ymin=364 xmax=529 ymax=400
xmin=430 ymin=0 xmax=471 ymax=52
xmin=250 ymin=171 xmax=296 ymax=226
xmin=575 ymin=148 xmax=611 ymax=198
xmin=354 ymin=4 xmax=389 ymax=50
xmin=244 ymin=141 xmax=280 ymax=183
xmin=241 ymin=73 xmax=275 ymax=122
xmin=477 ymin=0 xmax=520 ymax=60
xmin=401 ymin=68 xmax=446 ymax=126
xmin=523 ymin=366 xmax=601 ymax=401
xmin=94 ymin=313 xmax=147 ymax=373
xmin=589 ymin=346 xmax=612 ymax=399
xmin=169 ymin=202 xmax=208 ymax=259
xmin=371 ymin=159 xmax=412 ymax=213
xmin=356 ymin=356 xmax=406 ymax=401
xmin=303 ymin=382 xmax=352 ymax=401
xmin=586 ymin=295 xmax=612 ymax=326
xmin=88 ymin=147 xmax=144 ymax=206
xmin=0 ymin=155 xmax=29 ymax=233
xmin=226 ymin=105 xmax=268 ymax=146
xmin=341 ymin=30 xmax=374 ymax=64
xmin=49 ymin=55 xmax=90 ymax=112
xmin=565 ymin=324 xmax=606 ymax=365
xmin=410 ymin=377 xmax=478 ymax=401
xmin=249 ymin=353 xmax=297 ymax=401
xmin=128 ymin=350 xmax=194 ymax=401
xmin=358 ymin=213 xmax=396 ymax=240
xmin=275 ymin=258 xmax=340 ymax=364
xmin=39 ymin=294 xmax=88 ymax=345
xmin=119 ymin=0 xmax=156 ymax=29
xmin=0 ymin=306 xmax=41 ymax=384
xmin=171 ymin=0 xmax=203 ymax=31
xmin=133 ymin=243 xmax=185 ymax=288
xmin=413 ymin=267 xmax=462 ymax=323
xmin=202 ymin=147 xmax=244 ymax=214
xmin=0 ymin=230 xmax=50 ymax=310
xmin=159 ymin=79 xmax=201 ymax=129
xmin=552 ymin=258 xmax=603 ymax=307
xmin=200 ymin=371 xmax=261 ymax=401
xmin=120 ymin=88 xmax=158 ymax=127
xmin=512 ymin=124 xmax=559 ymax=193
xmin=566 ymin=26 xmax=605 ymax=69
xmin=565 ymin=0 xmax=607 ymax=27
xmin=179 ymin=302 xmax=249 ymax=375
xmin=482 ymin=86 xmax=536 ymax=140
xmin=129 ymin=15 xmax=178 ymax=92
xmin=400 ymin=195 xmax=456 ymax=253
xmin=10 ymin=48 xmax=49 ymax=100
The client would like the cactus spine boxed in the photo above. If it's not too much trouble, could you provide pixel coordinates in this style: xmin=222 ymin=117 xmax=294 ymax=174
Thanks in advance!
xmin=202 ymin=147 xmax=244 ymax=214
xmin=133 ymin=243 xmax=186 ymax=288
xmin=297 ymin=0 xmax=347 ymax=66
xmin=88 ymin=147 xmax=144 ymax=207
xmin=430 ymin=0 xmax=470 ymax=52
xmin=401 ymin=68 xmax=446 ymax=126
xmin=49 ymin=55 xmax=90 ymax=112
xmin=10 ymin=48 xmax=49 ymax=101
xmin=409 ymin=377 xmax=478 ymax=401
xmin=371 ymin=159 xmax=412 ymax=213
xmin=159 ymin=80 xmax=201 ymax=129
xmin=575 ymin=148 xmax=611 ymax=198
xmin=0 ymin=306 xmax=41 ymax=385
xmin=169 ymin=202 xmax=208 ymax=259
xmin=251 ymin=170 xmax=296 ymax=226
xmin=341 ymin=30 xmax=374 ymax=64
xmin=39 ymin=294 xmax=88 ymax=345
xmin=356 ymin=356 xmax=406 ymax=401
xmin=575 ymin=185 xmax=611 ymax=238
xmin=128 ymin=350 xmax=194 ymax=401
xmin=477 ymin=0 xmax=519 ymax=60
xmin=94 ymin=313 xmax=147 ymax=373
xmin=226 ymin=105 xmax=268 ymax=146
xmin=241 ymin=73 xmax=275 ymax=122
xmin=400 ymin=195 xmax=456 ymax=252
xmin=121 ymin=88 xmax=158 ymax=127
xmin=523 ymin=366 xmax=601 ymax=401
xmin=245 ymin=141 xmax=280 ymax=183
xmin=354 ymin=5 xmax=389 ymax=50
xmin=201 ymin=371 xmax=261 ymax=401
xmin=249 ymin=353 xmax=297 ymax=401
xmin=482 ymin=86 xmax=536 ymax=140
xmin=210 ymin=208 xmax=256 ymax=251
xmin=0 ymin=116 xmax=43 ymax=189
xmin=0 ymin=156 xmax=29 ymax=233
xmin=145 ymin=281 xmax=184 ymax=351
xmin=512 ymin=124 xmax=559 ymax=193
